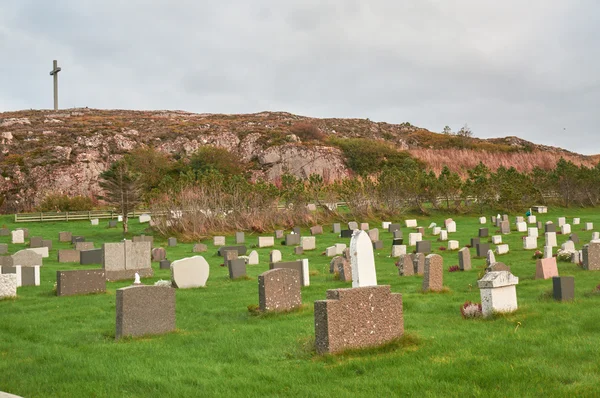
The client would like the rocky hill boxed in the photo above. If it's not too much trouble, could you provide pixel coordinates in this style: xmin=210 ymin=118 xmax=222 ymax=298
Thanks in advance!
xmin=0 ymin=108 xmax=596 ymax=213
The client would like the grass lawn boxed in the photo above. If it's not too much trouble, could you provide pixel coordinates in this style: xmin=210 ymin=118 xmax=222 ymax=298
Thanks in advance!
xmin=1 ymin=208 xmax=600 ymax=397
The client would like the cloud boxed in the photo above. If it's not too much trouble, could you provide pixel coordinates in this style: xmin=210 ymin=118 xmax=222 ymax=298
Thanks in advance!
xmin=0 ymin=0 xmax=598 ymax=154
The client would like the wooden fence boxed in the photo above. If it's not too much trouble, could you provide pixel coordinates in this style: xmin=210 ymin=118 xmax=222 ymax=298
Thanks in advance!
xmin=14 ymin=210 xmax=160 ymax=223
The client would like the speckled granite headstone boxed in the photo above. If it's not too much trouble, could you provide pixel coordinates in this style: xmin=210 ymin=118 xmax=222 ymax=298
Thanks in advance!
xmin=258 ymin=268 xmax=302 ymax=312
xmin=115 ymin=285 xmax=175 ymax=339
xmin=423 ymin=254 xmax=443 ymax=292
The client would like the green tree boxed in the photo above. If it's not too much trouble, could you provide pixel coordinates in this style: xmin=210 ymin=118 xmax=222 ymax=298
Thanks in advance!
xmin=463 ymin=162 xmax=492 ymax=213
xmin=437 ymin=166 xmax=462 ymax=210
xmin=99 ymin=160 xmax=142 ymax=234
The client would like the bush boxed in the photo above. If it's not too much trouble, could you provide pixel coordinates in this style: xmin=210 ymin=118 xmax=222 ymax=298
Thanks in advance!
xmin=461 ymin=301 xmax=483 ymax=319
xmin=37 ymin=194 xmax=95 ymax=212
xmin=289 ymin=122 xmax=325 ymax=142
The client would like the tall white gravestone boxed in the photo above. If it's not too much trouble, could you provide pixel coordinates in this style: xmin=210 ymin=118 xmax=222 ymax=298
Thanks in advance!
xmin=349 ymin=230 xmax=377 ymax=288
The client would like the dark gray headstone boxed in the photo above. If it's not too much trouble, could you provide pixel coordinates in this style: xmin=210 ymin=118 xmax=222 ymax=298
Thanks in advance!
xmin=71 ymin=236 xmax=85 ymax=244
xmin=294 ymin=247 xmax=304 ymax=255
xmin=470 ymin=238 xmax=480 ymax=247
xmin=393 ymin=230 xmax=403 ymax=239
xmin=569 ymin=234 xmax=580 ymax=244
xmin=479 ymin=228 xmax=489 ymax=238
xmin=217 ymin=245 xmax=247 ymax=256
xmin=372 ymin=240 xmax=384 ymax=250
xmin=0 ymin=244 xmax=7 ymax=254
xmin=416 ymin=240 xmax=431 ymax=254
xmin=392 ymin=238 xmax=403 ymax=246
xmin=476 ymin=243 xmax=490 ymax=258
xmin=285 ymin=234 xmax=301 ymax=246
xmin=108 ymin=220 xmax=118 ymax=228
xmin=159 ymin=259 xmax=171 ymax=270
xmin=553 ymin=276 xmax=574 ymax=301
xmin=228 ymin=258 xmax=247 ymax=279
xmin=168 ymin=237 xmax=177 ymax=247
xmin=30 ymin=236 xmax=43 ymax=248
xmin=56 ymin=269 xmax=106 ymax=297
xmin=80 ymin=249 xmax=103 ymax=265
xmin=42 ymin=240 xmax=52 ymax=250
xmin=292 ymin=227 xmax=301 ymax=235
xmin=388 ymin=223 xmax=401 ymax=233
xmin=0 ymin=228 xmax=9 ymax=236
xmin=545 ymin=223 xmax=556 ymax=233
xmin=340 ymin=230 xmax=353 ymax=238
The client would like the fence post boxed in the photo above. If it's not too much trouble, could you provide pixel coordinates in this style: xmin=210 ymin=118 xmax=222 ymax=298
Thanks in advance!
xmin=88 ymin=211 xmax=91 ymax=220
xmin=40 ymin=212 xmax=43 ymax=222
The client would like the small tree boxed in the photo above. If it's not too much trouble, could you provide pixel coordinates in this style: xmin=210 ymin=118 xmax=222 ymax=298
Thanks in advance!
xmin=457 ymin=124 xmax=473 ymax=138
xmin=99 ymin=159 xmax=142 ymax=234
xmin=442 ymin=125 xmax=453 ymax=135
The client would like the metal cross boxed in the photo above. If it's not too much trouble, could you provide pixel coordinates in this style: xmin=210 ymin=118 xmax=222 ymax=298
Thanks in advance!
xmin=49 ymin=60 xmax=62 ymax=111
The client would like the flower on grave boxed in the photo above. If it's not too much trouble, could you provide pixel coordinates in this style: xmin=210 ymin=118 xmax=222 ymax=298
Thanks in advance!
xmin=461 ymin=301 xmax=482 ymax=319
xmin=448 ymin=265 xmax=460 ymax=273
xmin=532 ymin=250 xmax=543 ymax=259
xmin=556 ymin=250 xmax=573 ymax=262
xmin=154 ymin=280 xmax=172 ymax=287
xmin=439 ymin=246 xmax=447 ymax=251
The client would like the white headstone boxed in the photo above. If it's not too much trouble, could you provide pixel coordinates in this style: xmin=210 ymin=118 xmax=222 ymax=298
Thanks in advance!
xmin=478 ymin=271 xmax=519 ymax=317
xmin=258 ymin=236 xmax=275 ymax=248
xmin=248 ymin=250 xmax=259 ymax=265
xmin=448 ymin=240 xmax=459 ymax=251
xmin=349 ymin=230 xmax=377 ymax=288
xmin=528 ymin=228 xmax=538 ymax=238
xmin=170 ymin=256 xmax=210 ymax=288
xmin=561 ymin=240 xmax=575 ymax=252
xmin=479 ymin=217 xmax=486 ymax=224
xmin=558 ymin=217 xmax=566 ymax=227
xmin=593 ymin=232 xmax=600 ymax=241
xmin=405 ymin=219 xmax=418 ymax=228
xmin=391 ymin=245 xmax=406 ymax=257
xmin=585 ymin=222 xmax=593 ymax=231
xmin=90 ymin=218 xmax=99 ymax=226
xmin=408 ymin=233 xmax=422 ymax=246
xmin=516 ymin=222 xmax=527 ymax=233
xmin=335 ymin=243 xmax=346 ymax=255
xmin=11 ymin=230 xmax=24 ymax=244
xmin=27 ymin=247 xmax=49 ymax=258
xmin=524 ymin=236 xmax=537 ymax=250
xmin=527 ymin=215 xmax=537 ymax=224
xmin=428 ymin=222 xmax=436 ymax=229
xmin=543 ymin=246 xmax=553 ymax=259
xmin=447 ymin=221 xmax=457 ymax=233
xmin=491 ymin=235 xmax=502 ymax=245
xmin=301 ymin=259 xmax=310 ymax=287
xmin=139 ymin=214 xmax=151 ymax=223
xmin=0 ymin=274 xmax=17 ymax=299
xmin=382 ymin=222 xmax=391 ymax=229
xmin=495 ymin=244 xmax=509 ymax=255
xmin=545 ymin=232 xmax=557 ymax=247
xmin=117 ymin=215 xmax=123 ymax=222
xmin=486 ymin=250 xmax=496 ymax=267
xmin=270 ymin=250 xmax=282 ymax=263
xmin=213 ymin=236 xmax=226 ymax=246
xmin=439 ymin=230 xmax=448 ymax=241
xmin=300 ymin=236 xmax=316 ymax=251
xmin=573 ymin=218 xmax=580 ymax=225
xmin=325 ymin=246 xmax=337 ymax=257
xmin=432 ymin=227 xmax=441 ymax=236
xmin=561 ymin=224 xmax=571 ymax=235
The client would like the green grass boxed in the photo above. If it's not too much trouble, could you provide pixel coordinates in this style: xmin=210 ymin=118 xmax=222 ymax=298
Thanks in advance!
xmin=1 ymin=208 xmax=600 ymax=397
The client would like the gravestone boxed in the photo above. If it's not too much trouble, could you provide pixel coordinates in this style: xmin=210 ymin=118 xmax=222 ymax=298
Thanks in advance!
xmin=523 ymin=237 xmax=537 ymax=250
xmin=270 ymin=250 xmax=282 ymax=263
xmin=432 ymin=227 xmax=441 ymax=236
xmin=42 ymin=240 xmax=52 ymax=250
xmin=416 ymin=240 xmax=431 ymax=254
xmin=0 ymin=244 xmax=7 ymax=255
xmin=258 ymin=237 xmax=275 ymax=248
xmin=367 ymin=229 xmax=379 ymax=242
xmin=270 ymin=260 xmax=309 ymax=287
xmin=314 ymin=285 xmax=403 ymax=354
xmin=545 ymin=232 xmax=557 ymax=247
xmin=348 ymin=222 xmax=358 ymax=230
xmin=543 ymin=246 xmax=553 ymax=259
xmin=331 ymin=255 xmax=352 ymax=282
xmin=391 ymin=245 xmax=406 ymax=257
xmin=561 ymin=240 xmax=575 ymax=252
xmin=80 ymin=249 xmax=102 ymax=265
xmin=29 ymin=236 xmax=43 ymax=248
xmin=582 ymin=241 xmax=600 ymax=270
xmin=108 ymin=220 xmax=118 ymax=228
xmin=138 ymin=214 xmax=151 ymax=223
xmin=71 ymin=236 xmax=85 ymax=244
xmin=478 ymin=271 xmax=519 ymax=317
xmin=12 ymin=250 xmax=42 ymax=267
xmin=372 ymin=240 xmax=384 ymax=250
xmin=388 ymin=223 xmax=401 ymax=233
xmin=537 ymin=221 xmax=543 ymax=230
xmin=332 ymin=223 xmax=341 ymax=234
xmin=223 ymin=249 xmax=238 ymax=264
xmin=470 ymin=237 xmax=480 ymax=247
xmin=545 ymin=223 xmax=556 ymax=233
xmin=59 ymin=232 xmax=72 ymax=242
xmin=2 ymin=265 xmax=40 ymax=287
xmin=536 ymin=257 xmax=559 ymax=280
xmin=335 ymin=243 xmax=346 ymax=255
xmin=573 ymin=218 xmax=580 ymax=225
xmin=528 ymin=215 xmax=537 ymax=224
xmin=213 ymin=236 xmax=226 ymax=246
xmin=0 ymin=228 xmax=9 ymax=236
xmin=408 ymin=233 xmax=422 ymax=246
xmin=294 ymin=247 xmax=304 ymax=255
xmin=235 ymin=232 xmax=245 ymax=244
xmin=152 ymin=247 xmax=166 ymax=262
xmin=495 ymin=244 xmax=509 ymax=255
xmin=585 ymin=222 xmax=594 ymax=231
xmin=486 ymin=250 xmax=496 ymax=267
xmin=27 ymin=247 xmax=49 ymax=258
xmin=275 ymin=230 xmax=285 ymax=239
xmin=422 ymin=254 xmax=443 ymax=292
xmin=325 ymin=246 xmax=337 ymax=257
xmin=75 ymin=242 xmax=94 ymax=251
xmin=417 ymin=227 xmax=425 ymax=236
xmin=492 ymin=235 xmax=502 ymax=245
xmin=360 ymin=223 xmax=369 ymax=231
xmin=90 ymin=218 xmax=99 ymax=226
xmin=516 ymin=222 xmax=527 ymax=233
xmin=553 ymin=276 xmax=574 ymax=301
xmin=168 ymin=237 xmax=177 ymax=247
xmin=160 ymin=260 xmax=171 ymax=270
xmin=405 ymin=219 xmax=417 ymax=228
xmin=396 ymin=254 xmax=414 ymax=276
xmin=479 ymin=228 xmax=489 ymax=238
xmin=58 ymin=249 xmax=80 ymax=263
xmin=248 ymin=250 xmax=259 ymax=265
xmin=340 ymin=230 xmax=353 ymax=238
xmin=217 ymin=246 xmax=247 ymax=256
xmin=382 ymin=222 xmax=391 ymax=229
xmin=500 ymin=221 xmax=510 ymax=234
xmin=170 ymin=256 xmax=209 ymax=288
xmin=310 ymin=226 xmax=323 ymax=235
xmin=447 ymin=221 xmax=457 ymax=233
xmin=561 ymin=224 xmax=571 ymax=235
xmin=11 ymin=230 xmax=24 ymax=244
xmin=350 ymin=230 xmax=377 ymax=288
xmin=0 ymin=274 xmax=17 ymax=299
xmin=569 ymin=233 xmax=580 ymax=244
xmin=491 ymin=216 xmax=497 ymax=224
xmin=558 ymin=217 xmax=566 ymax=227
xmin=285 ymin=234 xmax=301 ymax=246
xmin=102 ymin=241 xmax=153 ymax=281
xmin=292 ymin=227 xmax=301 ymax=235
xmin=228 ymin=258 xmax=247 ymax=279
xmin=515 ymin=216 xmax=524 ymax=224
xmin=528 ymin=228 xmax=539 ymax=238
xmin=193 ymin=243 xmax=208 ymax=253
xmin=412 ymin=253 xmax=425 ymax=275
xmin=392 ymin=238 xmax=403 ymax=246
xmin=571 ymin=251 xmax=581 ymax=265
xmin=56 ymin=269 xmax=106 ymax=296
xmin=476 ymin=243 xmax=490 ymax=258
xmin=258 ymin=268 xmax=302 ymax=312
xmin=439 ymin=230 xmax=448 ymax=241
xmin=115 ymin=285 xmax=175 ymax=339
xmin=301 ymin=237 xmax=316 ymax=251
xmin=393 ymin=230 xmax=403 ymax=239
xmin=458 ymin=247 xmax=471 ymax=271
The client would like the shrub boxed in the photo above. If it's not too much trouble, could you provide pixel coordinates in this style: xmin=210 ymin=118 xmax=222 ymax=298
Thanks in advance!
xmin=289 ymin=122 xmax=325 ymax=142
xmin=38 ymin=194 xmax=95 ymax=212
xmin=461 ymin=301 xmax=483 ymax=319
xmin=448 ymin=265 xmax=460 ymax=272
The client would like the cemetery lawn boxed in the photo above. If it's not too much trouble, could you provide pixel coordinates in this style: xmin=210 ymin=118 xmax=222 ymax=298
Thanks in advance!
xmin=2 ymin=209 xmax=600 ymax=397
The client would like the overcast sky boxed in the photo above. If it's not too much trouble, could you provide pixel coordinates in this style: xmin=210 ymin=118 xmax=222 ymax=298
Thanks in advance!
xmin=1 ymin=1 xmax=598 ymax=154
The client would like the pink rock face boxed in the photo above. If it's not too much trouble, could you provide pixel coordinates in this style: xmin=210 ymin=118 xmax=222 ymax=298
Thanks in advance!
xmin=536 ymin=257 xmax=559 ymax=280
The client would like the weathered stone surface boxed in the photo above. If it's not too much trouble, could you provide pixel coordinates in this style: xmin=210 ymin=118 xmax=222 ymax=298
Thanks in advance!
xmin=536 ymin=258 xmax=559 ymax=280
xmin=405 ymin=219 xmax=417 ymax=228
xmin=11 ymin=230 xmax=24 ymax=244
xmin=258 ymin=268 xmax=302 ymax=312
xmin=167 ymin=237 xmax=177 ymax=247
xmin=294 ymin=246 xmax=304 ymax=255
xmin=367 ymin=229 xmax=379 ymax=242
xmin=270 ymin=260 xmax=309 ymax=287
xmin=360 ymin=223 xmax=369 ymax=231
xmin=416 ymin=240 xmax=431 ymax=254
xmin=301 ymin=236 xmax=316 ymax=251
xmin=0 ymin=228 xmax=9 ymax=236
xmin=71 ymin=236 xmax=85 ymax=244
xmin=458 ymin=247 xmax=471 ymax=271
xmin=331 ymin=255 xmax=352 ymax=282
xmin=408 ymin=233 xmax=422 ymax=246
xmin=56 ymin=269 xmax=106 ymax=296
xmin=0 ymin=274 xmax=17 ymax=299
xmin=412 ymin=253 xmax=425 ymax=275
xmin=388 ymin=223 xmax=401 ymax=233
xmin=115 ymin=285 xmax=175 ymax=339
xmin=29 ymin=236 xmax=43 ymax=248
xmin=391 ymin=245 xmax=406 ymax=257
xmin=152 ymin=247 xmax=166 ymax=261
xmin=310 ymin=225 xmax=323 ymax=235
xmin=27 ymin=247 xmax=49 ymax=258
xmin=58 ymin=249 xmax=80 ymax=263
xmin=423 ymin=254 xmax=443 ymax=292
xmin=478 ymin=271 xmax=519 ymax=317
xmin=102 ymin=241 xmax=153 ymax=281
xmin=12 ymin=250 xmax=42 ymax=267
xmin=476 ymin=243 xmax=490 ymax=258
xmin=447 ymin=240 xmax=459 ymax=251
xmin=396 ymin=254 xmax=414 ymax=276
xmin=138 ymin=214 xmax=151 ymax=223
xmin=500 ymin=221 xmax=510 ymax=234
xmin=75 ymin=242 xmax=94 ymax=251
xmin=269 ymin=250 xmax=282 ymax=263
xmin=258 ymin=236 xmax=275 ymax=248
xmin=582 ymin=242 xmax=600 ymax=270
xmin=285 ymin=234 xmax=301 ymax=246
xmin=171 ymin=256 xmax=210 ymax=288
xmin=348 ymin=221 xmax=358 ymax=230
xmin=0 ymin=244 xmax=7 ymax=255
xmin=332 ymin=223 xmax=341 ymax=234
xmin=545 ymin=232 xmax=557 ymax=247
xmin=235 ymin=232 xmax=245 ymax=244
xmin=217 ymin=245 xmax=247 ymax=256
xmin=213 ymin=236 xmax=226 ymax=246
xmin=160 ymin=259 xmax=171 ymax=269
xmin=314 ymin=285 xmax=403 ymax=354
xmin=2 ymin=265 xmax=40 ymax=287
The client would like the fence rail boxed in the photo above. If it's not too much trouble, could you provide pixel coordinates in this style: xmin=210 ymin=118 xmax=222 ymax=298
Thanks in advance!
xmin=14 ymin=210 xmax=160 ymax=223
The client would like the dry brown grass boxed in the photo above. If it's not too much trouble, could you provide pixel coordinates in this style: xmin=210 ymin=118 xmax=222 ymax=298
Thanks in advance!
xmin=409 ymin=149 xmax=598 ymax=176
